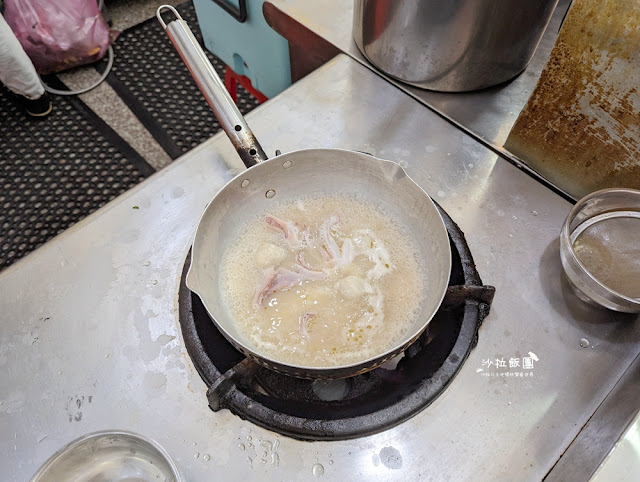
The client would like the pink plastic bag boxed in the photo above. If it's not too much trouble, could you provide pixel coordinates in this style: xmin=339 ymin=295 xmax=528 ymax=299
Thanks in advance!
xmin=4 ymin=0 xmax=110 ymax=75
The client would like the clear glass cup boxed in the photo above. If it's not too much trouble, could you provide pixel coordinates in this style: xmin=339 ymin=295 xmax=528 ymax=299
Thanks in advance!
xmin=560 ymin=188 xmax=640 ymax=313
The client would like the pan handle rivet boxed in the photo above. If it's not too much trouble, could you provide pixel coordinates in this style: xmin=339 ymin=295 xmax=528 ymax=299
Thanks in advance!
xmin=241 ymin=179 xmax=250 ymax=188
xmin=282 ymin=160 xmax=292 ymax=169
xmin=265 ymin=189 xmax=276 ymax=199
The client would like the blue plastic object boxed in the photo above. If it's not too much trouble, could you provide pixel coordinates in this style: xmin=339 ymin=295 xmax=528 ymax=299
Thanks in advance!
xmin=192 ymin=0 xmax=292 ymax=99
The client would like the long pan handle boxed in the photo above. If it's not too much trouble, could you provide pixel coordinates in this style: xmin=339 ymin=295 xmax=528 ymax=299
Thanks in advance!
xmin=157 ymin=5 xmax=267 ymax=167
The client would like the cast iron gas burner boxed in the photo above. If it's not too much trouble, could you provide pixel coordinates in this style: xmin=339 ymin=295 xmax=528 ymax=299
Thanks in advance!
xmin=178 ymin=205 xmax=495 ymax=441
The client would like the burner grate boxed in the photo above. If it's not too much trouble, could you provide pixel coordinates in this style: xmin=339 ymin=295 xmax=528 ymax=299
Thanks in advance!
xmin=178 ymin=205 xmax=494 ymax=440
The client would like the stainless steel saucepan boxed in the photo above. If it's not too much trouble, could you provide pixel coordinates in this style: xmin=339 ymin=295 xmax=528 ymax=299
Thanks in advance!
xmin=157 ymin=5 xmax=452 ymax=379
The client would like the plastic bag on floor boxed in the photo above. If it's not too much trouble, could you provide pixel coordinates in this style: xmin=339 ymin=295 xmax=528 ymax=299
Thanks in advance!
xmin=4 ymin=0 xmax=110 ymax=75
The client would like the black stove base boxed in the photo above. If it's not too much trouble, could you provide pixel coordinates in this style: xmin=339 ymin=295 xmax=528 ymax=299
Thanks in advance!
xmin=178 ymin=204 xmax=494 ymax=440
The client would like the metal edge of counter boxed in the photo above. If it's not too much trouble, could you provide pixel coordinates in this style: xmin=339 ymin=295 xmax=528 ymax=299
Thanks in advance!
xmin=544 ymin=352 xmax=640 ymax=481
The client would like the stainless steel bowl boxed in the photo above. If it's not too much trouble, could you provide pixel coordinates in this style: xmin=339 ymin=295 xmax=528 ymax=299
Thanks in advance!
xmin=560 ymin=188 xmax=640 ymax=313
xmin=31 ymin=430 xmax=182 ymax=482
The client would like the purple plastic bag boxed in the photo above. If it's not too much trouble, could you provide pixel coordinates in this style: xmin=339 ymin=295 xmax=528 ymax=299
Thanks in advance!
xmin=4 ymin=0 xmax=110 ymax=75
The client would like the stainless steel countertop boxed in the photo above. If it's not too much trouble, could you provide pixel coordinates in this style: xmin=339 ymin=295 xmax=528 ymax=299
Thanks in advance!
xmin=1 ymin=55 xmax=638 ymax=481
xmin=591 ymin=409 xmax=640 ymax=482
xmin=270 ymin=0 xmax=572 ymax=196
xmin=546 ymin=352 xmax=640 ymax=481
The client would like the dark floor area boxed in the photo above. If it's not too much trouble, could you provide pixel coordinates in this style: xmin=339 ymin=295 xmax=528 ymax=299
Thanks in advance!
xmin=0 ymin=1 xmax=260 ymax=271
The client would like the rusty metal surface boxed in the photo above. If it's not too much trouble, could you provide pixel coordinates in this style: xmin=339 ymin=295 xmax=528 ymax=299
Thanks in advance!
xmin=505 ymin=0 xmax=640 ymax=199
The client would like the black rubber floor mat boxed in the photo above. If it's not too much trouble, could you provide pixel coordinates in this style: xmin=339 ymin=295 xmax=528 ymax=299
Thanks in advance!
xmin=0 ymin=84 xmax=154 ymax=271
xmin=98 ymin=1 xmax=261 ymax=159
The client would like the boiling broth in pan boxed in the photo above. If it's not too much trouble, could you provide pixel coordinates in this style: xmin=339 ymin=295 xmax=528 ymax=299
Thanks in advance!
xmin=220 ymin=194 xmax=428 ymax=367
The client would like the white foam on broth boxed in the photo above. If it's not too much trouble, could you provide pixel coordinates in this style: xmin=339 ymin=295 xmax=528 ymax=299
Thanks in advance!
xmin=219 ymin=193 xmax=428 ymax=367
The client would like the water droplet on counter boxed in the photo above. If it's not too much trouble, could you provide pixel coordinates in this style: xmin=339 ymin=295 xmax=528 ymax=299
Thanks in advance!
xmin=437 ymin=191 xmax=446 ymax=198
xmin=262 ymin=451 xmax=267 ymax=458
xmin=143 ymin=261 xmax=151 ymax=266
xmin=329 ymin=460 xmax=334 ymax=465
xmin=312 ymin=463 xmax=325 ymax=477
xmin=203 ymin=454 xmax=210 ymax=462
xmin=247 ymin=435 xmax=252 ymax=442
xmin=260 ymin=440 xmax=273 ymax=451
xmin=193 ymin=442 xmax=197 ymax=446
xmin=271 ymin=453 xmax=280 ymax=467
xmin=194 ymin=452 xmax=200 ymax=459
xmin=38 ymin=435 xmax=47 ymax=443
xmin=104 ymin=353 xmax=110 ymax=358
xmin=151 ymin=280 xmax=158 ymax=285
xmin=531 ymin=211 xmax=538 ymax=216
xmin=580 ymin=338 xmax=590 ymax=348
xmin=507 ymin=402 xmax=512 ymax=406
xmin=512 ymin=215 xmax=518 ymax=220
xmin=238 ymin=443 xmax=245 ymax=451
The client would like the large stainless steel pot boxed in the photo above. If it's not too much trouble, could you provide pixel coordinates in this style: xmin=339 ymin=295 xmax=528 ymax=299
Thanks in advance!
xmin=157 ymin=6 xmax=452 ymax=379
xmin=353 ymin=0 xmax=559 ymax=92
